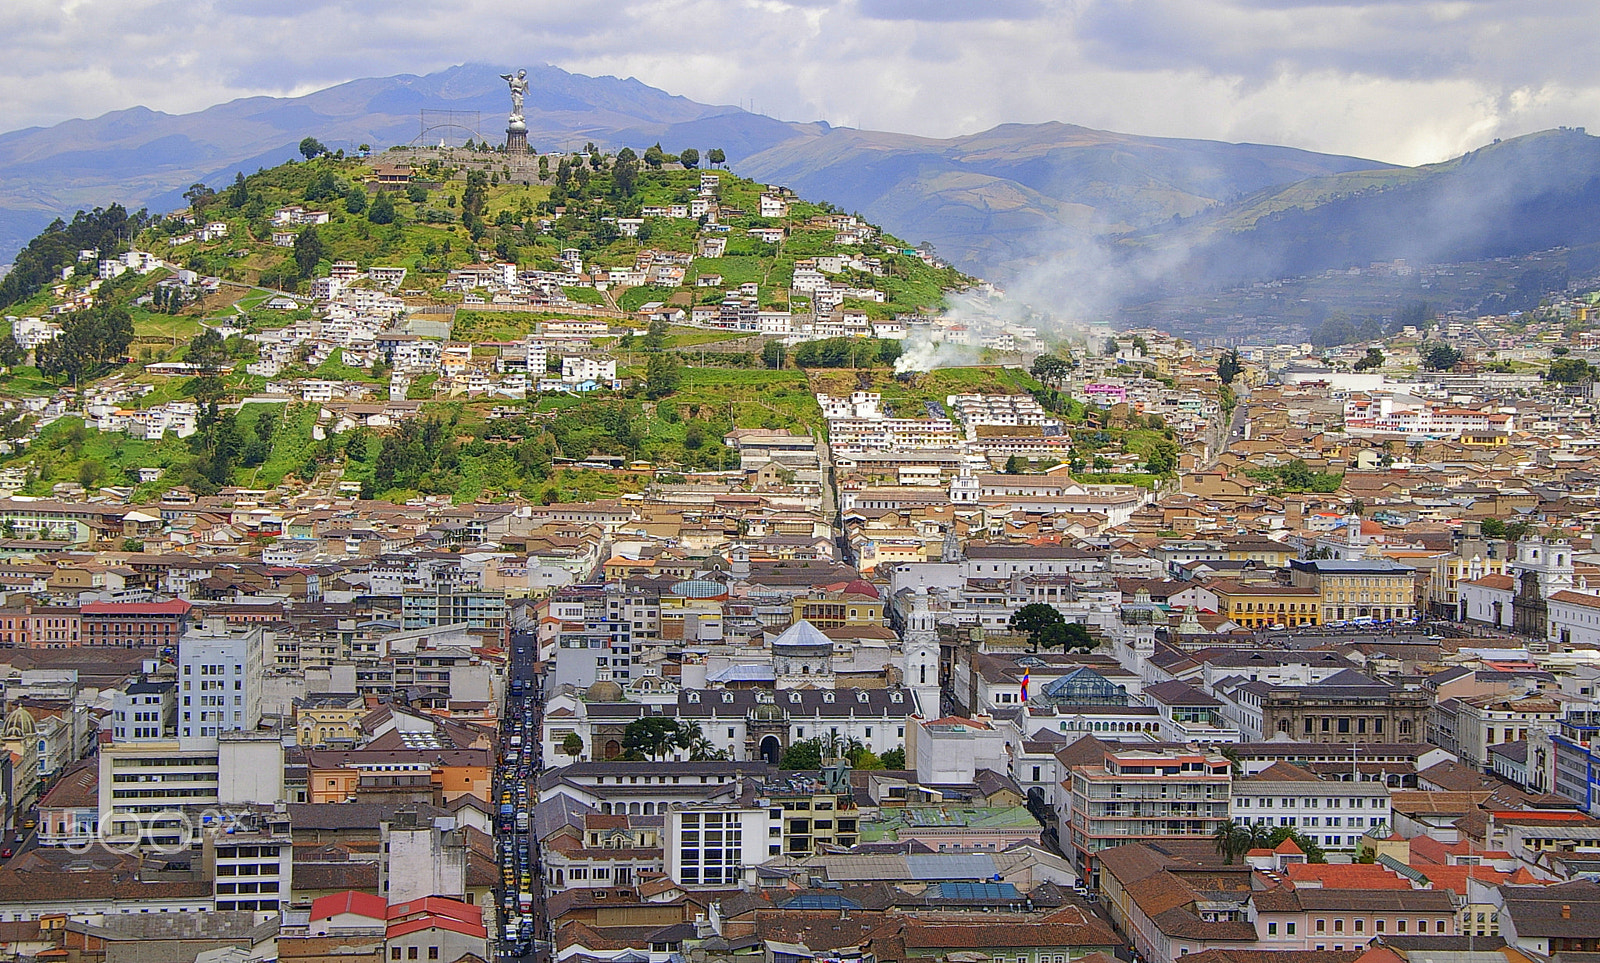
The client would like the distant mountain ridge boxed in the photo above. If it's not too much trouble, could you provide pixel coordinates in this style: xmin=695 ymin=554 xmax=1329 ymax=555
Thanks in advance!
xmin=1114 ymin=128 xmax=1600 ymax=295
xmin=4 ymin=63 xmax=1599 ymax=305
xmin=0 ymin=62 xmax=1386 ymax=282
xmin=0 ymin=63 xmax=818 ymax=262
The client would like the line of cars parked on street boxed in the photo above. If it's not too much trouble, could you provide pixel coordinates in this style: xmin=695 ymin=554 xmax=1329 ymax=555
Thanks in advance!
xmin=498 ymin=636 xmax=539 ymax=959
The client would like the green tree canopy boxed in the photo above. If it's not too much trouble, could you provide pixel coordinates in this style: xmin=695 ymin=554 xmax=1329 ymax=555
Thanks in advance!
xmin=298 ymin=137 xmax=327 ymax=160
xmin=1009 ymin=603 xmax=1065 ymax=650
xmin=368 ymin=190 xmax=397 ymax=225
xmin=621 ymin=717 xmax=682 ymax=760
xmin=1217 ymin=349 xmax=1243 ymax=385
xmin=780 ymin=736 xmax=829 ymax=770
xmin=293 ymin=226 xmax=324 ymax=278
xmin=1422 ymin=343 xmax=1463 ymax=371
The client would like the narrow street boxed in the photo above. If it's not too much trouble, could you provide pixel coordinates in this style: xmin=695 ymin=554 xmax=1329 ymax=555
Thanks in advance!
xmin=495 ymin=630 xmax=540 ymax=961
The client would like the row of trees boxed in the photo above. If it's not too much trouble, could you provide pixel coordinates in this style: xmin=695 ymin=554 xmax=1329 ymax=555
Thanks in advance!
xmin=778 ymin=337 xmax=902 ymax=369
xmin=35 ymin=303 xmax=135 ymax=386
xmin=1213 ymin=819 xmax=1325 ymax=864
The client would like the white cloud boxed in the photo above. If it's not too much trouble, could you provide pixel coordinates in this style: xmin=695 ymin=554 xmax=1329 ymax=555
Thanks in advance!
xmin=3 ymin=0 xmax=1599 ymax=165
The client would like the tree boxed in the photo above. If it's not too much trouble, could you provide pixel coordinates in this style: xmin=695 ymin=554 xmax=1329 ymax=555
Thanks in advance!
xmin=537 ymin=155 xmax=551 ymax=183
xmin=675 ymin=721 xmax=727 ymax=761
xmin=298 ymin=137 xmax=327 ymax=160
xmin=621 ymin=717 xmax=682 ymax=760
xmin=1352 ymin=347 xmax=1384 ymax=371
xmin=680 ymin=147 xmax=700 ymax=169
xmin=645 ymin=352 xmax=682 ymax=399
xmin=345 ymin=186 xmax=367 ymax=214
xmin=293 ymin=226 xmax=324 ymax=278
xmin=1145 ymin=440 xmax=1180 ymax=476
xmin=1549 ymin=357 xmax=1597 ymax=384
xmin=406 ymin=183 xmax=428 ymax=204
xmin=1214 ymin=819 xmax=1249 ymax=865
xmin=612 ymin=154 xmax=639 ymax=198
xmin=780 ymin=736 xmax=829 ymax=771
xmin=35 ymin=302 xmax=135 ymax=386
xmin=1266 ymin=826 xmax=1326 ymax=863
xmin=1217 ymin=349 xmax=1243 ymax=385
xmin=881 ymin=746 xmax=906 ymax=769
xmin=643 ymin=143 xmax=665 ymax=169
xmin=708 ymin=148 xmax=726 ymax=167
xmin=1131 ymin=335 xmax=1149 ymax=355
xmin=1004 ymin=454 xmax=1026 ymax=474
xmin=1038 ymin=622 xmax=1096 ymax=652
xmin=762 ymin=340 xmax=785 ymax=369
xmin=183 ymin=182 xmax=217 ymax=212
xmin=227 ymin=172 xmax=250 ymax=209
xmin=358 ymin=143 xmax=371 ymax=154
xmin=561 ymin=732 xmax=583 ymax=761
xmin=186 ymin=329 xmax=229 ymax=373
xmin=1009 ymin=603 xmax=1065 ymax=651
xmin=368 ymin=190 xmax=397 ymax=225
xmin=1422 ymin=343 xmax=1463 ymax=371
xmin=1030 ymin=354 xmax=1071 ymax=388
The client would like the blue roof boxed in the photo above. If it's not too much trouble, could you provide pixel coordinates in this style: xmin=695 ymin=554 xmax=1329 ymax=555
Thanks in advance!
xmin=905 ymin=853 xmax=998 ymax=881
xmin=781 ymin=893 xmax=862 ymax=911
xmin=936 ymin=881 xmax=1021 ymax=900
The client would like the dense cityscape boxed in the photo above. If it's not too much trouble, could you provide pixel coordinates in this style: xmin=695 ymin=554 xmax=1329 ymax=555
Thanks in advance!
xmin=3 ymin=47 xmax=1600 ymax=963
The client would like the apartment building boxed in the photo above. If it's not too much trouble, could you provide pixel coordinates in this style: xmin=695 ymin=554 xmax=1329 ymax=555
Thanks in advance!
xmin=1066 ymin=746 xmax=1231 ymax=887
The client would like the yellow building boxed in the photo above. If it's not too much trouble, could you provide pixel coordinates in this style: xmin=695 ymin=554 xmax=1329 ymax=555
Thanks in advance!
xmin=1290 ymin=558 xmax=1417 ymax=623
xmin=1208 ymin=580 xmax=1322 ymax=628
xmin=295 ymin=705 xmax=365 ymax=748
xmin=791 ymin=587 xmax=885 ymax=629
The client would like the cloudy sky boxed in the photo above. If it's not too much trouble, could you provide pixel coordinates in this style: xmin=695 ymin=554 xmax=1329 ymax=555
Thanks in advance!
xmin=6 ymin=0 xmax=1599 ymax=165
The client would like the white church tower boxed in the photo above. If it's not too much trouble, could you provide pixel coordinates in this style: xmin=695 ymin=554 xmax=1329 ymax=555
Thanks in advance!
xmin=902 ymin=589 xmax=942 ymax=716
xmin=949 ymin=467 xmax=980 ymax=505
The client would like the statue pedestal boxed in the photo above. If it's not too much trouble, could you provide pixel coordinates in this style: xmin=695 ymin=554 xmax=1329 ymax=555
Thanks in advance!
xmin=506 ymin=126 xmax=529 ymax=155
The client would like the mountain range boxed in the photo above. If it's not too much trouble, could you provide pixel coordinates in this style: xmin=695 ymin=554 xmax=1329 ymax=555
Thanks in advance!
xmin=4 ymin=62 xmax=1600 ymax=305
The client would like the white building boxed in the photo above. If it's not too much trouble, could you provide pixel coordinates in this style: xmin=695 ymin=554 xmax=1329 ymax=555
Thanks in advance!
xmin=178 ymin=626 xmax=265 ymax=749
xmin=1230 ymin=763 xmax=1392 ymax=854
xmin=663 ymin=803 xmax=781 ymax=889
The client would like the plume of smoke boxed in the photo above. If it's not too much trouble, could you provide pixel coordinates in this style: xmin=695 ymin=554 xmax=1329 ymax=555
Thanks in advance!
xmin=892 ymin=328 xmax=981 ymax=373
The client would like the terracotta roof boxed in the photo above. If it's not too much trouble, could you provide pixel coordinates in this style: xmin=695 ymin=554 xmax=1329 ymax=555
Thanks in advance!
xmin=1283 ymin=863 xmax=1409 ymax=890
xmin=310 ymin=890 xmax=387 ymax=922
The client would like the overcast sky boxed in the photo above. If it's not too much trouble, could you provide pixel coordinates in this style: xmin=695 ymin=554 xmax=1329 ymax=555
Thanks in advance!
xmin=6 ymin=0 xmax=1598 ymax=166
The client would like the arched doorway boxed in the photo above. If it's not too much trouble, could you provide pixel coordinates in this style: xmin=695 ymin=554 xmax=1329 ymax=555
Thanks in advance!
xmin=759 ymin=735 xmax=782 ymax=765
xmin=604 ymin=739 xmax=621 ymax=760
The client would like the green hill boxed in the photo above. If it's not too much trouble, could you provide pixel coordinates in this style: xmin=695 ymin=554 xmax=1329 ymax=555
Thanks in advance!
xmin=0 ymin=147 xmax=971 ymax=502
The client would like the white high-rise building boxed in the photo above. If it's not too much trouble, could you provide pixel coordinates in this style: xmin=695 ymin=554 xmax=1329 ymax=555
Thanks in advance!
xmin=179 ymin=626 xmax=265 ymax=749
xmin=902 ymin=590 xmax=942 ymax=716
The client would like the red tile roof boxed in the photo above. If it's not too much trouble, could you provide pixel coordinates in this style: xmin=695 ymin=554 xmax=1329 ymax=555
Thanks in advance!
xmin=385 ymin=915 xmax=487 ymax=940
xmin=310 ymin=890 xmax=387 ymax=922
xmin=1284 ymin=864 xmax=1410 ymax=890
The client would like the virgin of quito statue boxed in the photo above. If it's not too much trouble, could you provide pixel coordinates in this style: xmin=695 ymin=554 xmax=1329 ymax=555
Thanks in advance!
xmin=501 ymin=69 xmax=530 ymax=153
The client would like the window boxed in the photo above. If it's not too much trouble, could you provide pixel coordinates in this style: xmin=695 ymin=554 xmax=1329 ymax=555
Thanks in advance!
xmin=1316 ymin=920 xmax=1326 ymax=934
xmin=429 ymin=949 xmax=439 ymax=961
xmin=1286 ymin=924 xmax=1296 ymax=936
xmin=1437 ymin=920 xmax=1447 ymax=933
xmin=1268 ymin=923 xmax=1278 ymax=936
